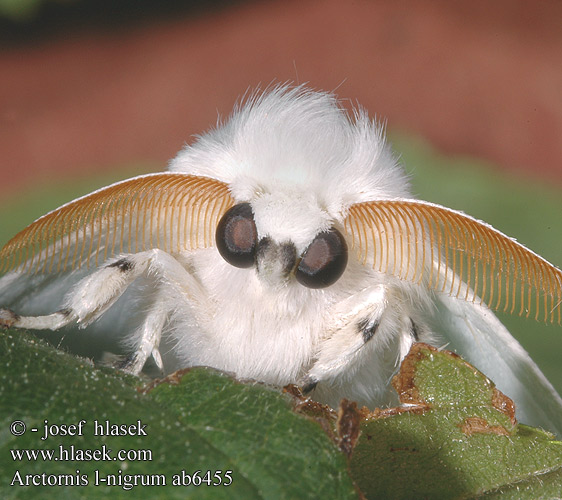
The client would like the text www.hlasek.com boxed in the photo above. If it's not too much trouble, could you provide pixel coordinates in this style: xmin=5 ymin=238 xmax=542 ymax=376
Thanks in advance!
xmin=11 ymin=444 xmax=151 ymax=463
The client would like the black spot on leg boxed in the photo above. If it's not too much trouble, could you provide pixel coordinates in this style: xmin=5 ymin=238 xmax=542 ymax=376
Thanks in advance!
xmin=299 ymin=375 xmax=318 ymax=394
xmin=410 ymin=319 xmax=420 ymax=341
xmin=108 ymin=258 xmax=134 ymax=272
xmin=358 ymin=317 xmax=380 ymax=344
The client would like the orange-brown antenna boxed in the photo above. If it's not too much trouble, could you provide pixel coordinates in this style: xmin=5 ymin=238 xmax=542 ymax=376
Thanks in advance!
xmin=0 ymin=173 xmax=234 ymax=275
xmin=345 ymin=199 xmax=562 ymax=324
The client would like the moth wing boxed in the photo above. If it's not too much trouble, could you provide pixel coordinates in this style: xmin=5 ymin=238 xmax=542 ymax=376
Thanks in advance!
xmin=343 ymin=198 xmax=562 ymax=324
xmin=0 ymin=172 xmax=234 ymax=317
xmin=344 ymin=198 xmax=562 ymax=434
xmin=430 ymin=290 xmax=562 ymax=436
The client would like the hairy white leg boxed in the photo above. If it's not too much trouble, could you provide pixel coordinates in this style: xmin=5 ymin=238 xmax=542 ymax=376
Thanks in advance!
xmin=0 ymin=257 xmax=146 ymax=331
xmin=0 ymin=249 xmax=208 ymax=374
xmin=0 ymin=257 xmax=148 ymax=331
xmin=300 ymin=284 xmax=419 ymax=393
xmin=119 ymin=298 xmax=168 ymax=374
xmin=298 ymin=284 xmax=387 ymax=391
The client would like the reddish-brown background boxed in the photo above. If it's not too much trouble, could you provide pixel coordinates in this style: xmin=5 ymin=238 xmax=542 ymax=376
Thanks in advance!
xmin=1 ymin=0 xmax=561 ymax=196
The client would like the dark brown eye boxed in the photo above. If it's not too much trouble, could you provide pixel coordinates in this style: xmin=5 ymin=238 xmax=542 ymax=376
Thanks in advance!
xmin=295 ymin=228 xmax=348 ymax=288
xmin=216 ymin=203 xmax=257 ymax=268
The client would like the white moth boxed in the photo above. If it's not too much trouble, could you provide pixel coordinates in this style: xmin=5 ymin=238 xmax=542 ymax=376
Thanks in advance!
xmin=1 ymin=86 xmax=561 ymax=435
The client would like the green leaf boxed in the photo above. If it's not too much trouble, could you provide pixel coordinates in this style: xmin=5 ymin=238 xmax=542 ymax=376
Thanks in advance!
xmin=0 ymin=329 xmax=356 ymax=499
xmin=347 ymin=344 xmax=562 ymax=499
xmin=2 ymin=328 xmax=561 ymax=499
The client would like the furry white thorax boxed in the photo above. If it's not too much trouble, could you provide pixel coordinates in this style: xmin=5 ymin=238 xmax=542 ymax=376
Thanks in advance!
xmin=166 ymin=245 xmax=431 ymax=408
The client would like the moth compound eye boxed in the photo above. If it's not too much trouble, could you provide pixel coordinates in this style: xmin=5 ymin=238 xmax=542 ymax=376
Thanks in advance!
xmin=216 ymin=203 xmax=258 ymax=268
xmin=296 ymin=228 xmax=348 ymax=289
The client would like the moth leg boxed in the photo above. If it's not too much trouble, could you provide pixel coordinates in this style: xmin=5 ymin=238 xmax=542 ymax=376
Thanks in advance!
xmin=298 ymin=284 xmax=388 ymax=391
xmin=117 ymin=300 xmax=168 ymax=374
xmin=1 ymin=249 xmax=207 ymax=374
xmin=0 ymin=307 xmax=72 ymax=330
xmin=104 ymin=251 xmax=208 ymax=374
xmin=299 ymin=284 xmax=422 ymax=397
xmin=0 ymin=256 xmax=146 ymax=331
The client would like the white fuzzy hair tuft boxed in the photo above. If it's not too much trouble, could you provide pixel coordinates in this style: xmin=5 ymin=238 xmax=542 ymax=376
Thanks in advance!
xmin=169 ymin=84 xmax=412 ymax=217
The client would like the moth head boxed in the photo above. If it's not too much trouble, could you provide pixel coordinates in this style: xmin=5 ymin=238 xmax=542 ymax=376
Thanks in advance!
xmin=215 ymin=189 xmax=348 ymax=289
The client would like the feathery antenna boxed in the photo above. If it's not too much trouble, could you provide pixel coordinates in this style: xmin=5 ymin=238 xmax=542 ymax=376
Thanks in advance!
xmin=0 ymin=173 xmax=234 ymax=275
xmin=345 ymin=200 xmax=562 ymax=324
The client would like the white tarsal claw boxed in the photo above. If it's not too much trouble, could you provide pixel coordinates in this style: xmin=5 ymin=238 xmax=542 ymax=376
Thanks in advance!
xmin=151 ymin=348 xmax=164 ymax=373
xmin=123 ymin=312 xmax=167 ymax=375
